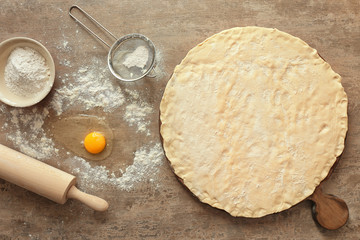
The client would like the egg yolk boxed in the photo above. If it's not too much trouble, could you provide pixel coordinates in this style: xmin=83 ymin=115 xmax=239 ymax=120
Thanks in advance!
xmin=84 ymin=132 xmax=106 ymax=154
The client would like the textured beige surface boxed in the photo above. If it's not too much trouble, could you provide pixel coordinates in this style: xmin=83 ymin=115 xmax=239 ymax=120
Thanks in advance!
xmin=160 ymin=27 xmax=348 ymax=217
xmin=0 ymin=0 xmax=359 ymax=239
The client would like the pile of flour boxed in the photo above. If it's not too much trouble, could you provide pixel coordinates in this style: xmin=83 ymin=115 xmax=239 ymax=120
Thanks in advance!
xmin=123 ymin=45 xmax=149 ymax=69
xmin=4 ymin=47 xmax=50 ymax=97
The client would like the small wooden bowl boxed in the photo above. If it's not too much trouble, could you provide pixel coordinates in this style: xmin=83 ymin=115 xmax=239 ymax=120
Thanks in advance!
xmin=0 ymin=37 xmax=55 ymax=107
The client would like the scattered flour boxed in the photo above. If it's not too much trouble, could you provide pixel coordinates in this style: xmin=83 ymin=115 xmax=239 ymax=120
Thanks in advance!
xmin=123 ymin=45 xmax=149 ymax=69
xmin=4 ymin=47 xmax=50 ymax=97
xmin=51 ymin=58 xmax=125 ymax=115
xmin=4 ymin=107 xmax=58 ymax=159
xmin=125 ymin=88 xmax=140 ymax=100
xmin=59 ymin=59 xmax=71 ymax=67
xmin=56 ymin=38 xmax=72 ymax=52
xmin=71 ymin=143 xmax=163 ymax=191
xmin=124 ymin=102 xmax=153 ymax=135
xmin=1 ymin=52 xmax=164 ymax=191
xmin=62 ymin=40 xmax=69 ymax=49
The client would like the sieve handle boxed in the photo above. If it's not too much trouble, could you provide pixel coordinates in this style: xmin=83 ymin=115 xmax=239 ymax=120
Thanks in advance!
xmin=69 ymin=5 xmax=118 ymax=48
xmin=146 ymin=66 xmax=157 ymax=78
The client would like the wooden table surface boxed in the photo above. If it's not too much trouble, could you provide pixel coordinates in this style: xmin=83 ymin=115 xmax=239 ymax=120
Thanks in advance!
xmin=0 ymin=0 xmax=359 ymax=239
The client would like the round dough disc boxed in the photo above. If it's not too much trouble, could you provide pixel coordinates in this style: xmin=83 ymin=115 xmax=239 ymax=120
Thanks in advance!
xmin=160 ymin=27 xmax=348 ymax=218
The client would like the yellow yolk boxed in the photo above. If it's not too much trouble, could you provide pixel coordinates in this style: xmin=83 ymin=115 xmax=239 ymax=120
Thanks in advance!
xmin=84 ymin=132 xmax=106 ymax=154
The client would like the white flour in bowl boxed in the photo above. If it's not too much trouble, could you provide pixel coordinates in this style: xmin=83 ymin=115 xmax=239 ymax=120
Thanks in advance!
xmin=4 ymin=47 xmax=50 ymax=97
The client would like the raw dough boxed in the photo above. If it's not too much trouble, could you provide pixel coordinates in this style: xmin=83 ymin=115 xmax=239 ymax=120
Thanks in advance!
xmin=160 ymin=27 xmax=348 ymax=218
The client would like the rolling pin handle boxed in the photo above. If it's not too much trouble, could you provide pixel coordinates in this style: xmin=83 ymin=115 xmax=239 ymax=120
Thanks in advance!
xmin=67 ymin=185 xmax=109 ymax=212
xmin=309 ymin=186 xmax=349 ymax=230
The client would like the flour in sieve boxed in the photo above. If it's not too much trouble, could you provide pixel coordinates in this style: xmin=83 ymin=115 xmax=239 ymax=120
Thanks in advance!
xmin=4 ymin=47 xmax=50 ymax=97
xmin=123 ymin=45 xmax=149 ymax=69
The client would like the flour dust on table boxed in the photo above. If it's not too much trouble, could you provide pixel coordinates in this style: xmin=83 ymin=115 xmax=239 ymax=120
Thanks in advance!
xmin=1 ymin=107 xmax=58 ymax=160
xmin=124 ymin=102 xmax=153 ymax=136
xmin=69 ymin=142 xmax=163 ymax=191
xmin=51 ymin=58 xmax=126 ymax=116
xmin=0 ymin=56 xmax=164 ymax=191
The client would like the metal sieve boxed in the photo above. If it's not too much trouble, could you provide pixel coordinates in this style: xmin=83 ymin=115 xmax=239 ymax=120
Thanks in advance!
xmin=69 ymin=5 xmax=156 ymax=82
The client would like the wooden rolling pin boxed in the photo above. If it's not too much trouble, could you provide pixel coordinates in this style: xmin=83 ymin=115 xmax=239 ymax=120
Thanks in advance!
xmin=0 ymin=144 xmax=109 ymax=211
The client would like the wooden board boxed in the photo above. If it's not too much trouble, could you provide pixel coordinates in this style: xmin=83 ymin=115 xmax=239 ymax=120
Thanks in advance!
xmin=0 ymin=0 xmax=359 ymax=239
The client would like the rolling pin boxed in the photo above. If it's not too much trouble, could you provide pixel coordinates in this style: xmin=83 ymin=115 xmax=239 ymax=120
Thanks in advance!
xmin=0 ymin=144 xmax=109 ymax=211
